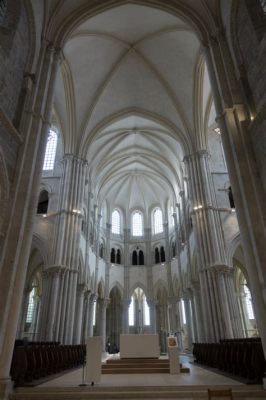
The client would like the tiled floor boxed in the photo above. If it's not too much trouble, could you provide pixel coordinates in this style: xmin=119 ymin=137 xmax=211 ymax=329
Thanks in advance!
xmin=38 ymin=355 xmax=243 ymax=388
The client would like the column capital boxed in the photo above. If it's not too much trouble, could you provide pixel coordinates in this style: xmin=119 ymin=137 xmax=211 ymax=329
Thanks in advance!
xmin=42 ymin=265 xmax=67 ymax=277
xmin=204 ymin=264 xmax=234 ymax=275
xmin=99 ymin=297 xmax=110 ymax=308
xmin=89 ymin=293 xmax=98 ymax=303
xmin=183 ymin=149 xmax=210 ymax=163
xmin=62 ymin=153 xmax=88 ymax=166
xmin=77 ymin=283 xmax=87 ymax=295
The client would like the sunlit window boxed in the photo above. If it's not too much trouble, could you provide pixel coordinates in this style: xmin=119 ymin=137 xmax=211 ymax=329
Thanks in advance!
xmin=132 ymin=211 xmax=143 ymax=236
xmin=260 ymin=0 xmax=266 ymax=13
xmin=26 ymin=288 xmax=36 ymax=323
xmin=111 ymin=210 xmax=120 ymax=234
xmin=143 ymin=295 xmax=150 ymax=326
xmin=181 ymin=299 xmax=186 ymax=324
xmin=93 ymin=301 xmax=97 ymax=326
xmin=129 ymin=296 xmax=134 ymax=326
xmin=43 ymin=129 xmax=58 ymax=170
xmin=154 ymin=208 xmax=163 ymax=234
xmin=244 ymin=284 xmax=255 ymax=320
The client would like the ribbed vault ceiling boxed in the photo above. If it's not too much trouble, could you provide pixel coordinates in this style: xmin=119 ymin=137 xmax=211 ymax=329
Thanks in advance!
xmin=53 ymin=3 xmax=214 ymax=212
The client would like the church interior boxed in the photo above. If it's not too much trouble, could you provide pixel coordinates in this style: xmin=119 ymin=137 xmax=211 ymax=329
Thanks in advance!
xmin=0 ymin=1 xmax=266 ymax=399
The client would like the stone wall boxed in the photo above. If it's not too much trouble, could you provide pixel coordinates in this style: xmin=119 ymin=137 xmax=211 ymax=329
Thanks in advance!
xmin=0 ymin=0 xmax=29 ymax=181
xmin=235 ymin=1 xmax=266 ymax=192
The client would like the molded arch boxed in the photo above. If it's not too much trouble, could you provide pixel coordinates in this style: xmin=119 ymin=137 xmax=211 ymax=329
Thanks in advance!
xmin=50 ymin=0 xmax=213 ymax=51
xmin=109 ymin=281 xmax=123 ymax=298
xmin=129 ymin=282 xmax=148 ymax=298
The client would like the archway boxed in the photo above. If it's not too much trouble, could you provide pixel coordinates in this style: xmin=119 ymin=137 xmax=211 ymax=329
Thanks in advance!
xmin=106 ymin=286 xmax=122 ymax=352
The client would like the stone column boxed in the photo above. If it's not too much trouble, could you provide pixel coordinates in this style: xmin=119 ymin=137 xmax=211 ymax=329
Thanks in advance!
xmin=146 ymin=299 xmax=157 ymax=333
xmin=122 ymin=299 xmax=130 ymax=334
xmin=175 ymin=206 xmax=184 ymax=291
xmin=16 ymin=287 xmax=31 ymax=339
xmin=204 ymin=34 xmax=266 ymax=352
xmin=184 ymin=150 xmax=242 ymax=342
xmin=73 ymin=284 xmax=86 ymax=344
xmin=38 ymin=266 xmax=62 ymax=341
xmin=104 ymin=223 xmax=111 ymax=297
xmin=81 ymin=290 xmax=91 ymax=343
xmin=145 ymin=228 xmax=156 ymax=332
xmin=168 ymin=296 xmax=182 ymax=336
xmin=183 ymin=293 xmax=193 ymax=350
xmin=47 ymin=155 xmax=88 ymax=344
xmin=190 ymin=283 xmax=205 ymax=342
xmin=87 ymin=294 xmax=97 ymax=337
xmin=98 ymin=298 xmax=109 ymax=351
xmin=180 ymin=190 xmax=192 ymax=278
xmin=0 ymin=43 xmax=61 ymax=385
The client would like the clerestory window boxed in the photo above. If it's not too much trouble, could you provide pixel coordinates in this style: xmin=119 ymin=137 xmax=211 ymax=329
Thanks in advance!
xmin=43 ymin=129 xmax=58 ymax=170
xmin=111 ymin=210 xmax=120 ymax=234
xmin=154 ymin=208 xmax=163 ymax=234
xmin=132 ymin=211 xmax=143 ymax=236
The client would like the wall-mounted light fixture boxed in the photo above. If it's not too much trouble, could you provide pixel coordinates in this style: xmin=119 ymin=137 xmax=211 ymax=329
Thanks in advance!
xmin=194 ymin=205 xmax=203 ymax=211
xmin=214 ymin=127 xmax=221 ymax=135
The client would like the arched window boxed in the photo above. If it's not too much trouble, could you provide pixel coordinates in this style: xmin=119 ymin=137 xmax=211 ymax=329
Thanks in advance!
xmin=37 ymin=190 xmax=49 ymax=214
xmin=99 ymin=243 xmax=104 ymax=259
xmin=154 ymin=208 xmax=163 ymax=234
xmin=160 ymin=246 xmax=165 ymax=263
xmin=129 ymin=296 xmax=134 ymax=326
xmin=43 ymin=129 xmax=58 ymax=170
xmin=228 ymin=186 xmax=235 ymax=209
xmin=139 ymin=250 xmax=144 ymax=265
xmin=172 ymin=242 xmax=176 ymax=258
xmin=155 ymin=247 xmax=160 ymax=264
xmin=0 ymin=0 xmax=7 ymax=24
xmin=143 ymin=295 xmax=150 ymax=326
xmin=110 ymin=248 xmax=115 ymax=263
xmin=111 ymin=210 xmax=120 ymax=234
xmin=244 ymin=283 xmax=255 ymax=319
xmin=132 ymin=250 xmax=138 ymax=265
xmin=116 ymin=249 xmax=121 ymax=265
xmin=132 ymin=211 xmax=143 ymax=236
xmin=26 ymin=287 xmax=36 ymax=323
xmin=181 ymin=299 xmax=186 ymax=324
xmin=260 ymin=0 xmax=266 ymax=13
xmin=128 ymin=288 xmax=150 ymax=328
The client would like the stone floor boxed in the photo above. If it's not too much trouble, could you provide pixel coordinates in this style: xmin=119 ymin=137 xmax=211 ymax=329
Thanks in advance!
xmin=11 ymin=355 xmax=266 ymax=399
xmin=38 ymin=355 xmax=243 ymax=387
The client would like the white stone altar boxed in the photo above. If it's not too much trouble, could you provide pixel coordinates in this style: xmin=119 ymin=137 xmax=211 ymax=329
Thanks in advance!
xmin=120 ymin=334 xmax=160 ymax=358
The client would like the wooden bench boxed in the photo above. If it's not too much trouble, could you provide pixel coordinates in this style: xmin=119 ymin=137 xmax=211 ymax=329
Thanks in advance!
xmin=207 ymin=388 xmax=233 ymax=399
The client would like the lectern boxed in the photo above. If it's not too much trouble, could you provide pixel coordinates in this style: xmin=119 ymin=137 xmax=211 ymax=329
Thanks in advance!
xmin=86 ymin=336 xmax=102 ymax=385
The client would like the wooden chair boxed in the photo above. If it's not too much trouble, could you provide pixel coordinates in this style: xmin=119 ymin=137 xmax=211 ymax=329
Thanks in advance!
xmin=207 ymin=388 xmax=233 ymax=399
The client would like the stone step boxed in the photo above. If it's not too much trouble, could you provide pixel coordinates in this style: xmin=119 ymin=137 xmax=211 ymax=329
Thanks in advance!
xmin=11 ymin=385 xmax=266 ymax=400
xmin=106 ymin=358 xmax=169 ymax=364
xmin=103 ymin=363 xmax=171 ymax=368
xmin=102 ymin=367 xmax=170 ymax=374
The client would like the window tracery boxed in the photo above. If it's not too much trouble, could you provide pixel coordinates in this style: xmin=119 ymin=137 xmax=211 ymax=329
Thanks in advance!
xmin=43 ymin=129 xmax=58 ymax=171
xmin=154 ymin=208 xmax=163 ymax=234
xmin=132 ymin=211 xmax=143 ymax=236
xmin=111 ymin=210 xmax=120 ymax=234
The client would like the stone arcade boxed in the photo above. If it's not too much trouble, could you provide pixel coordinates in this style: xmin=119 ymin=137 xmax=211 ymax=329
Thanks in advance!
xmin=0 ymin=0 xmax=266 ymax=399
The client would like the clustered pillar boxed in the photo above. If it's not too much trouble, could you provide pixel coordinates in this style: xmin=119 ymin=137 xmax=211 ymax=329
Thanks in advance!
xmin=184 ymin=150 xmax=243 ymax=342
